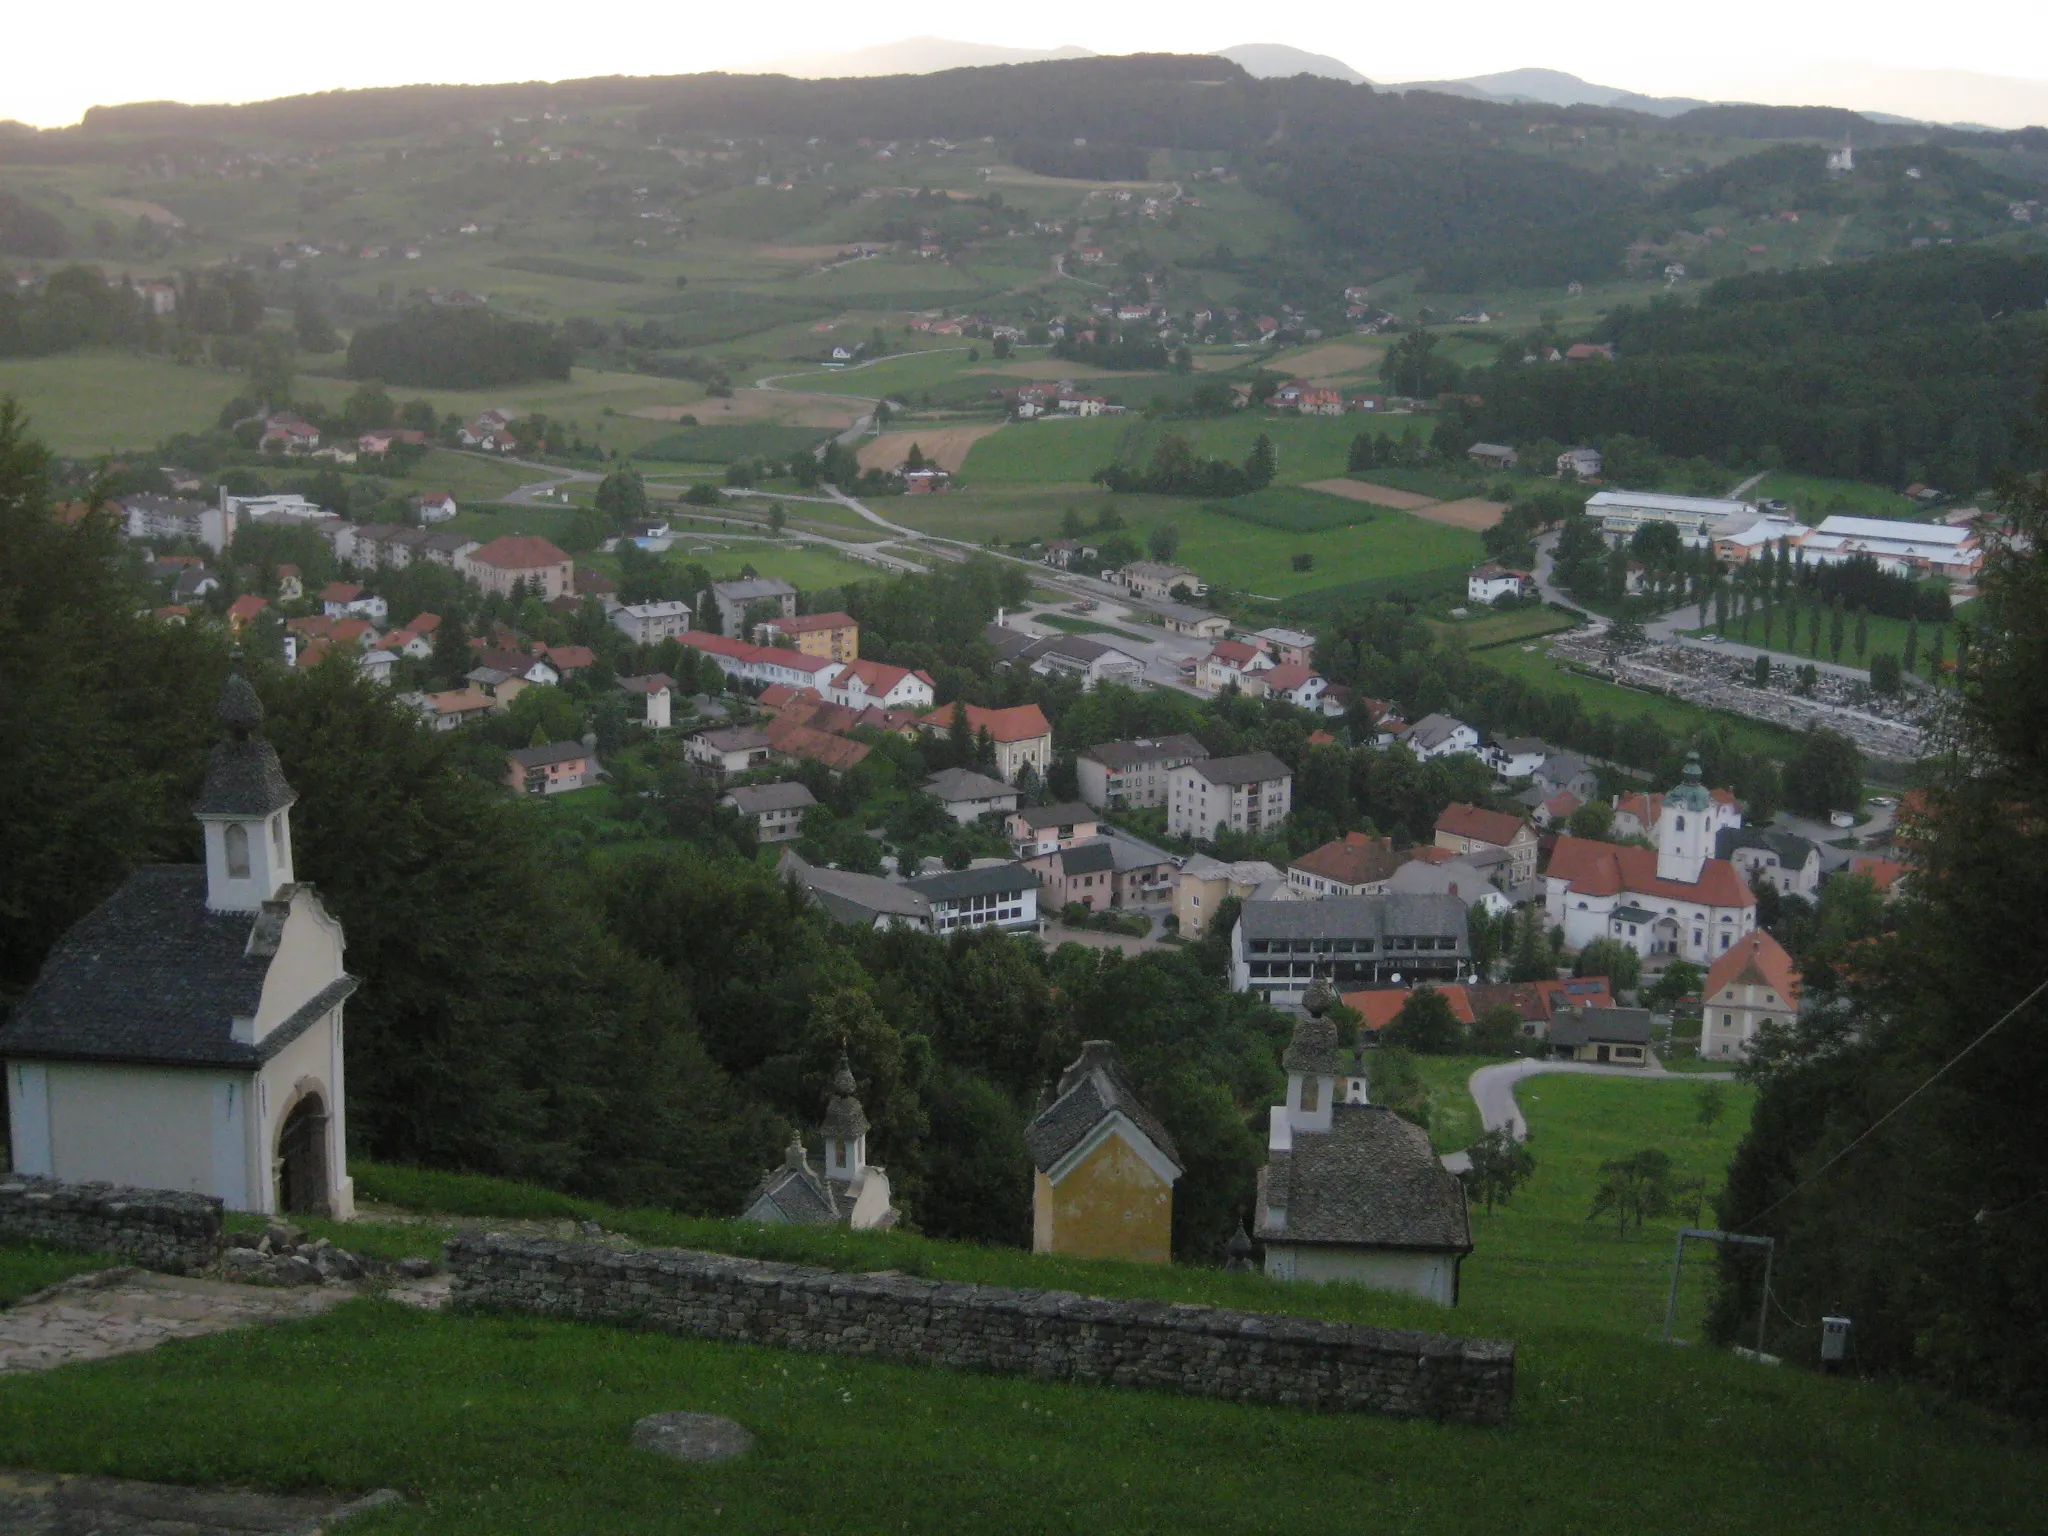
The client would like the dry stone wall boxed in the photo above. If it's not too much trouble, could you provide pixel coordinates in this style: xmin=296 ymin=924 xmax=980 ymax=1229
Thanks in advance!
xmin=447 ymin=1235 xmax=1515 ymax=1425
xmin=0 ymin=1176 xmax=224 ymax=1275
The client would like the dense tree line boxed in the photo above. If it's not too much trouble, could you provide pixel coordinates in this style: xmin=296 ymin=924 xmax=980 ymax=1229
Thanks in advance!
xmin=1477 ymin=247 xmax=2048 ymax=491
xmin=345 ymin=305 xmax=574 ymax=389
xmin=1711 ymin=388 xmax=2048 ymax=1416
xmin=1092 ymin=429 xmax=1275 ymax=497
xmin=0 ymin=190 xmax=66 ymax=256
xmin=1010 ymin=139 xmax=1150 ymax=181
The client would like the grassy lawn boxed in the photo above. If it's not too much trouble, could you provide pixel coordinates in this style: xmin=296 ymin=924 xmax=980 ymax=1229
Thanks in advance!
xmin=0 ymin=351 xmax=250 ymax=454
xmin=1031 ymin=613 xmax=1118 ymax=636
xmin=0 ymin=1244 xmax=115 ymax=1305
xmin=1755 ymin=471 xmax=1924 ymax=523
xmin=1476 ymin=639 xmax=1801 ymax=758
xmin=4 ymin=1076 xmax=2044 ymax=1534
xmin=1434 ymin=607 xmax=1582 ymax=650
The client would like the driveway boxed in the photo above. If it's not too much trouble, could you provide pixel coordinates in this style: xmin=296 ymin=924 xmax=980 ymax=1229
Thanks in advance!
xmin=1439 ymin=1057 xmax=1733 ymax=1172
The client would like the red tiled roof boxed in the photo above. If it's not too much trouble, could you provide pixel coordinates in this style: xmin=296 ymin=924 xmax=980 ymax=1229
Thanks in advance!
xmin=837 ymin=658 xmax=920 ymax=695
xmin=226 ymin=595 xmax=269 ymax=622
xmin=287 ymin=615 xmax=334 ymax=638
xmin=1290 ymin=833 xmax=1403 ymax=888
xmin=407 ymin=612 xmax=442 ymax=634
xmin=766 ymin=718 xmax=871 ymax=771
xmin=1435 ymin=802 xmax=1529 ymax=847
xmin=1543 ymin=790 xmax=1583 ymax=820
xmin=1207 ymin=640 xmax=1260 ymax=667
xmin=543 ymin=645 xmax=597 ymax=670
xmin=320 ymin=582 xmax=363 ymax=602
xmin=1849 ymin=855 xmax=1906 ymax=893
xmin=1615 ymin=791 xmax=1662 ymax=826
xmin=468 ymin=535 xmax=570 ymax=570
xmin=1343 ymin=984 xmax=1476 ymax=1034
xmin=759 ymin=683 xmax=821 ymax=710
xmin=1546 ymin=835 xmax=1756 ymax=907
xmin=1704 ymin=931 xmax=1802 ymax=1005
xmin=919 ymin=702 xmax=1052 ymax=744
xmin=1265 ymin=661 xmax=1316 ymax=692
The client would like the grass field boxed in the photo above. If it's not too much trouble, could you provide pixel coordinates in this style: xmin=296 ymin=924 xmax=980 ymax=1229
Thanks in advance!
xmin=5 ymin=1076 xmax=2044 ymax=1534
xmin=1754 ymin=471 xmax=1924 ymax=522
xmin=0 ymin=351 xmax=250 ymax=455
xmin=1476 ymin=639 xmax=1802 ymax=757
xmin=1437 ymin=607 xmax=1584 ymax=649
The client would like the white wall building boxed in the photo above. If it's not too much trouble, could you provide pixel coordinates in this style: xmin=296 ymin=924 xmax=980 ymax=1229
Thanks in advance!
xmin=2 ymin=672 xmax=355 ymax=1218
xmin=1167 ymin=752 xmax=1292 ymax=840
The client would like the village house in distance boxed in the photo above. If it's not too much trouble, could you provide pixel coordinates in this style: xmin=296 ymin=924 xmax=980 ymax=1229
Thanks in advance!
xmin=2 ymin=671 xmax=357 ymax=1219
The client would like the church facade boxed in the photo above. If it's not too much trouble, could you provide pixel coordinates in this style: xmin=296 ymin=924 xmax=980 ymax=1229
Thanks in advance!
xmin=1544 ymin=756 xmax=1757 ymax=964
xmin=2 ymin=671 xmax=357 ymax=1218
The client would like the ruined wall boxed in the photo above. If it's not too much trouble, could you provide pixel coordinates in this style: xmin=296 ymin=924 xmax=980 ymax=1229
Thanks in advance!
xmin=0 ymin=1176 xmax=224 ymax=1274
xmin=447 ymin=1235 xmax=1515 ymax=1425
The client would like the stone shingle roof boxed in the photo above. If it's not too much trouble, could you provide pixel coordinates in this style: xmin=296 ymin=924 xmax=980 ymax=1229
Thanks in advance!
xmin=1547 ymin=1006 xmax=1655 ymax=1049
xmin=1013 ymin=802 xmax=1096 ymax=830
xmin=1190 ymin=751 xmax=1290 ymax=787
xmin=820 ymin=1059 xmax=870 ymax=1140
xmin=1024 ymin=1043 xmax=1180 ymax=1175
xmin=194 ymin=674 xmax=296 ymax=819
xmin=1057 ymin=841 xmax=1117 ymax=876
xmin=723 ymin=782 xmax=818 ymax=815
xmin=905 ymin=863 xmax=1040 ymax=901
xmin=1078 ymin=735 xmax=1208 ymax=770
xmin=1256 ymin=1105 xmax=1471 ymax=1252
xmin=1237 ymin=893 xmax=1469 ymax=944
xmin=924 ymin=767 xmax=1015 ymax=803
xmin=0 ymin=866 xmax=356 ymax=1069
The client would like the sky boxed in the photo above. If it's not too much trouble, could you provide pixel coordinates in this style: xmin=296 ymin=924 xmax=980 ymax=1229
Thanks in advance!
xmin=7 ymin=3 xmax=2048 ymax=129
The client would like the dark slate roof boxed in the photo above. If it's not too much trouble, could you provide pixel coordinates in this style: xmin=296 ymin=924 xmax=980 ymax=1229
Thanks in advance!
xmin=1237 ymin=893 xmax=1469 ymax=945
xmin=820 ymin=1059 xmax=870 ymax=1140
xmin=749 ymin=1162 xmax=841 ymax=1225
xmin=1715 ymin=827 xmax=1817 ymax=866
xmin=724 ymin=782 xmax=818 ymax=815
xmin=1256 ymin=1105 xmax=1472 ymax=1252
xmin=1548 ymin=1005 xmax=1655 ymax=1048
xmin=778 ymin=850 xmax=931 ymax=927
xmin=924 ymin=767 xmax=1015 ymax=803
xmin=1079 ymin=734 xmax=1209 ymax=769
xmin=194 ymin=674 xmax=296 ymax=819
xmin=1024 ymin=1043 xmax=1180 ymax=1175
xmin=1192 ymin=750 xmax=1291 ymax=787
xmin=0 ymin=866 xmax=356 ymax=1068
xmin=905 ymin=863 xmax=1040 ymax=901
xmin=506 ymin=741 xmax=590 ymax=769
xmin=981 ymin=624 xmax=1036 ymax=663
xmin=1058 ymin=841 xmax=1117 ymax=875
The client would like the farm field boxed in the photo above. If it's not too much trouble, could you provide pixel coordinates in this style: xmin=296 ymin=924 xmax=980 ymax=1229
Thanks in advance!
xmin=858 ymin=424 xmax=1002 ymax=472
xmin=1434 ymin=607 xmax=1583 ymax=649
xmin=1752 ymin=471 xmax=1928 ymax=522
xmin=0 ymin=351 xmax=250 ymax=455
xmin=4 ymin=1076 xmax=2043 ymax=1536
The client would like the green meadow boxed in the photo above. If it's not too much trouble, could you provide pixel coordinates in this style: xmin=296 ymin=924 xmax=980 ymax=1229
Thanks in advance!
xmin=5 ymin=1074 xmax=2044 ymax=1535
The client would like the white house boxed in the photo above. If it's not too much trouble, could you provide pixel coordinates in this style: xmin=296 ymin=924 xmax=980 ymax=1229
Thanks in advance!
xmin=825 ymin=659 xmax=936 ymax=712
xmin=1546 ymin=756 xmax=1758 ymax=963
xmin=1467 ymin=563 xmax=1532 ymax=604
xmin=610 ymin=601 xmax=694 ymax=646
xmin=1015 ymin=634 xmax=1147 ymax=690
xmin=1483 ymin=736 xmax=1547 ymax=779
xmin=722 ymin=781 xmax=818 ymax=843
xmin=1400 ymin=714 xmax=1481 ymax=761
xmin=1700 ymin=931 xmax=1803 ymax=1061
xmin=922 ymin=767 xmax=1019 ymax=825
xmin=1557 ymin=447 xmax=1604 ymax=479
xmin=1716 ymin=828 xmax=1821 ymax=899
xmin=1254 ymin=1004 xmax=1471 ymax=1302
xmin=903 ymin=862 xmax=1041 ymax=934
xmin=1076 ymin=735 xmax=1209 ymax=811
xmin=1584 ymin=490 xmax=1754 ymax=547
xmin=1 ymin=672 xmax=356 ymax=1218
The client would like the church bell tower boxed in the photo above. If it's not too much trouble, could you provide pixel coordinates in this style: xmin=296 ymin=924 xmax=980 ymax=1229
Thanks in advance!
xmin=195 ymin=667 xmax=299 ymax=913
xmin=1656 ymin=753 xmax=1712 ymax=886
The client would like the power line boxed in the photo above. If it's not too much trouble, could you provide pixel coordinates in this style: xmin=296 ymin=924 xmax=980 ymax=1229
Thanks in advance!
xmin=1745 ymin=971 xmax=2048 ymax=1228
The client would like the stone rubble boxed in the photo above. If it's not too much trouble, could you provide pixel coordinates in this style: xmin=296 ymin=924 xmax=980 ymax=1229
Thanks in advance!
xmin=224 ymin=1223 xmax=368 ymax=1287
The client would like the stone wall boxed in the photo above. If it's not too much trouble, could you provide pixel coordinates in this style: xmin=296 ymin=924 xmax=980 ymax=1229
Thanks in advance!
xmin=447 ymin=1235 xmax=1515 ymax=1425
xmin=0 ymin=1176 xmax=224 ymax=1275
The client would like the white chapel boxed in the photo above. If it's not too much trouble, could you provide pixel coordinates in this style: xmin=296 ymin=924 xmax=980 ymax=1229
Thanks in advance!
xmin=2 ymin=669 xmax=357 ymax=1217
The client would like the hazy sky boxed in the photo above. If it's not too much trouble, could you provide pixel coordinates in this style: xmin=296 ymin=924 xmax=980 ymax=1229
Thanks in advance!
xmin=8 ymin=4 xmax=2048 ymax=128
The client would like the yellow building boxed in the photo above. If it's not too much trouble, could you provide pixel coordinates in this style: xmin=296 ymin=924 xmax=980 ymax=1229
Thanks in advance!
xmin=1025 ymin=1042 xmax=1182 ymax=1265
xmin=763 ymin=611 xmax=860 ymax=662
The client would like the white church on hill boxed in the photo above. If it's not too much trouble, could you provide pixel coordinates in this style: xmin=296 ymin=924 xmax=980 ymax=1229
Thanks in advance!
xmin=1545 ymin=755 xmax=1758 ymax=964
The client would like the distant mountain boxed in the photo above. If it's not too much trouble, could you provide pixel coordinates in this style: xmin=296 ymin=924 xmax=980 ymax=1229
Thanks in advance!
xmin=1216 ymin=44 xmax=1368 ymax=85
xmin=1387 ymin=66 xmax=1707 ymax=118
xmin=752 ymin=36 xmax=1095 ymax=79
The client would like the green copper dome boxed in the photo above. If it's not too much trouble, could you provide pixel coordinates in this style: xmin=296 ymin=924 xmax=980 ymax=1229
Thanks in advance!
xmin=1666 ymin=752 xmax=1712 ymax=812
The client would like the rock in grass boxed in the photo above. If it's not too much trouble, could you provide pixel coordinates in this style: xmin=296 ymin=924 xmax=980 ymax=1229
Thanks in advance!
xmin=630 ymin=1412 xmax=754 ymax=1463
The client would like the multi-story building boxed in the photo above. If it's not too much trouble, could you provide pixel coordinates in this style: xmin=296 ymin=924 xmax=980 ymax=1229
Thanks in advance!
xmin=1432 ymin=803 xmax=1540 ymax=886
xmin=1229 ymin=894 xmax=1470 ymax=1008
xmin=1700 ymin=931 xmax=1803 ymax=1061
xmin=918 ymin=703 xmax=1053 ymax=785
xmin=722 ymin=781 xmax=819 ymax=843
xmin=1167 ymin=752 xmax=1292 ymax=841
xmin=757 ymin=611 xmax=859 ymax=661
xmin=1076 ymin=735 xmax=1209 ymax=811
xmin=120 ymin=494 xmax=235 ymax=554
xmin=710 ymin=577 xmax=797 ymax=636
xmin=904 ymin=863 xmax=1041 ymax=934
xmin=1287 ymin=833 xmax=1404 ymax=898
xmin=1114 ymin=561 xmax=1207 ymax=601
xmin=461 ymin=536 xmax=575 ymax=600
xmin=1172 ymin=856 xmax=1289 ymax=939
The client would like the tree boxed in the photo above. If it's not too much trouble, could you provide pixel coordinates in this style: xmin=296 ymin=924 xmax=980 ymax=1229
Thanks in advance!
xmin=1783 ymin=727 xmax=1864 ymax=818
xmin=1696 ymin=1084 xmax=1726 ymax=1127
xmin=1365 ymin=1046 xmax=1430 ymax=1130
xmin=1469 ymin=1003 xmax=1525 ymax=1056
xmin=293 ymin=291 xmax=340 ymax=353
xmin=1753 ymin=652 xmax=1772 ymax=688
xmin=1828 ymin=596 xmax=1845 ymax=663
xmin=1462 ymin=1125 xmax=1536 ymax=1213
xmin=1904 ymin=617 xmax=1920 ymax=674
xmin=1588 ymin=1148 xmax=1679 ymax=1234
xmin=1509 ymin=905 xmax=1555 ymax=981
xmin=1384 ymin=987 xmax=1462 ymax=1054
xmin=1573 ymin=936 xmax=1642 ymax=995
xmin=1869 ymin=651 xmax=1902 ymax=695
xmin=1347 ymin=431 xmax=1378 ymax=473
xmin=340 ymin=383 xmax=395 ymax=434
xmin=1244 ymin=433 xmax=1276 ymax=490
xmin=1853 ymin=606 xmax=1869 ymax=659
xmin=1644 ymin=959 xmax=1703 ymax=1012
xmin=1147 ymin=523 xmax=1181 ymax=563
xmin=1567 ymin=801 xmax=1615 ymax=840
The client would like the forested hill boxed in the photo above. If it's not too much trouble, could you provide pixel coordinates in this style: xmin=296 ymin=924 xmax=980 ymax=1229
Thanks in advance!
xmin=1476 ymin=246 xmax=2048 ymax=487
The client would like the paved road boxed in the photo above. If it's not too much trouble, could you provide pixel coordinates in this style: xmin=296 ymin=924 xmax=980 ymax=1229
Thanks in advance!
xmin=1440 ymin=1057 xmax=1734 ymax=1172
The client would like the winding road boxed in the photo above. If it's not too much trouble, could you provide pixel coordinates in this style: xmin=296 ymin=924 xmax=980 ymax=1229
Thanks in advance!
xmin=1439 ymin=1057 xmax=1733 ymax=1173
